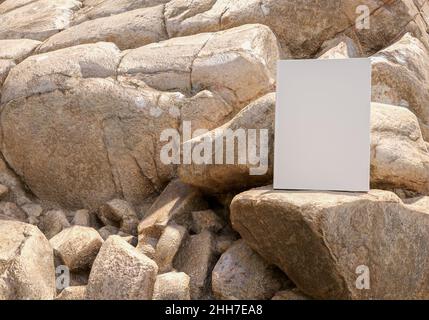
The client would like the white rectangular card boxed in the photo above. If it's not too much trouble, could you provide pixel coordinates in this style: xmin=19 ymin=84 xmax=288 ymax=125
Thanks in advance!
xmin=274 ymin=58 xmax=371 ymax=192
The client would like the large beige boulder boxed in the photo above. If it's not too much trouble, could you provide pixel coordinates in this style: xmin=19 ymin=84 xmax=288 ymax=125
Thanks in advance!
xmin=231 ymin=187 xmax=429 ymax=300
xmin=1 ymin=42 xmax=122 ymax=104
xmin=50 ymin=226 xmax=103 ymax=271
xmin=371 ymin=102 xmax=429 ymax=194
xmin=0 ymin=39 xmax=41 ymax=63
xmin=178 ymin=93 xmax=275 ymax=193
xmin=0 ymin=221 xmax=55 ymax=300
xmin=0 ymin=59 xmax=14 ymax=86
xmin=180 ymin=97 xmax=429 ymax=195
xmin=0 ymin=0 xmax=81 ymax=41
xmin=72 ymin=0 xmax=171 ymax=25
xmin=38 ymin=6 xmax=168 ymax=53
xmin=153 ymin=272 xmax=191 ymax=300
xmin=86 ymin=235 xmax=158 ymax=300
xmin=174 ymin=230 xmax=216 ymax=299
xmin=118 ymin=24 xmax=279 ymax=107
xmin=1 ymin=77 xmax=182 ymax=209
xmin=165 ymin=0 xmax=428 ymax=58
xmin=372 ymin=33 xmax=429 ymax=140
xmin=212 ymin=240 xmax=287 ymax=300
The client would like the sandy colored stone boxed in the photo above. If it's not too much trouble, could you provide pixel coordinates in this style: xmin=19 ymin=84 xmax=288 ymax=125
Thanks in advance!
xmin=318 ymin=35 xmax=361 ymax=59
xmin=178 ymin=93 xmax=275 ymax=193
xmin=371 ymin=102 xmax=429 ymax=194
xmin=0 ymin=39 xmax=41 ymax=62
xmin=212 ymin=240 xmax=287 ymax=300
xmin=372 ymin=33 xmax=429 ymax=140
xmin=174 ymin=230 xmax=216 ymax=299
xmin=231 ymin=187 xmax=429 ymax=300
xmin=138 ymin=179 xmax=206 ymax=244
xmin=180 ymin=97 xmax=429 ymax=195
xmin=272 ymin=289 xmax=311 ymax=301
xmin=155 ymin=223 xmax=187 ymax=273
xmin=153 ymin=272 xmax=191 ymax=300
xmin=86 ymin=235 xmax=158 ymax=300
xmin=72 ymin=209 xmax=90 ymax=227
xmin=0 ymin=0 xmax=81 ymax=41
xmin=1 ymin=77 xmax=182 ymax=210
xmin=98 ymin=199 xmax=139 ymax=235
xmin=72 ymin=0 xmax=171 ymax=25
xmin=38 ymin=6 xmax=167 ymax=53
xmin=50 ymin=226 xmax=103 ymax=271
xmin=192 ymin=210 xmax=224 ymax=234
xmin=0 ymin=59 xmax=14 ymax=85
xmin=0 ymin=221 xmax=55 ymax=299
xmin=118 ymin=24 xmax=279 ymax=107
xmin=98 ymin=225 xmax=119 ymax=240
xmin=0 ymin=201 xmax=27 ymax=222
xmin=39 ymin=210 xmax=70 ymax=239
xmin=1 ymin=42 xmax=121 ymax=104
xmin=56 ymin=286 xmax=86 ymax=300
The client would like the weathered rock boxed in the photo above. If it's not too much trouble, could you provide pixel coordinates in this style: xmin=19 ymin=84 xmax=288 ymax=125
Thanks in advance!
xmin=21 ymin=203 xmax=43 ymax=225
xmin=38 ymin=6 xmax=167 ymax=53
xmin=0 ymin=184 xmax=8 ymax=200
xmin=86 ymin=235 xmax=158 ymax=300
xmin=0 ymin=39 xmax=41 ymax=62
xmin=231 ymin=187 xmax=429 ymax=300
xmin=1 ymin=42 xmax=121 ymax=104
xmin=155 ymin=223 xmax=187 ymax=273
xmin=174 ymin=230 xmax=216 ymax=299
xmin=165 ymin=0 xmax=428 ymax=58
xmin=153 ymin=272 xmax=191 ymax=300
xmin=0 ymin=201 xmax=27 ymax=222
xmin=138 ymin=179 xmax=206 ymax=245
xmin=1 ymin=77 xmax=181 ymax=209
xmin=371 ymin=102 xmax=429 ymax=194
xmin=72 ymin=0 xmax=171 ymax=25
xmin=192 ymin=210 xmax=224 ymax=234
xmin=212 ymin=240 xmax=287 ymax=300
xmin=0 ymin=59 xmax=14 ymax=85
xmin=0 ymin=221 xmax=55 ymax=299
xmin=214 ymin=234 xmax=237 ymax=255
xmin=98 ymin=199 xmax=139 ymax=235
xmin=72 ymin=209 xmax=90 ymax=227
xmin=0 ymin=0 xmax=81 ymax=41
xmin=118 ymin=24 xmax=279 ymax=107
xmin=180 ymin=90 xmax=233 ymax=131
xmin=0 ymin=156 xmax=33 ymax=206
xmin=178 ymin=93 xmax=275 ymax=193
xmin=272 ymin=289 xmax=311 ymax=301
xmin=56 ymin=286 xmax=86 ymax=300
xmin=98 ymin=225 xmax=119 ymax=240
xmin=50 ymin=226 xmax=103 ymax=271
xmin=39 ymin=210 xmax=70 ymax=239
xmin=372 ymin=33 xmax=429 ymax=140
xmin=317 ymin=35 xmax=361 ymax=59
xmin=180 ymin=97 xmax=429 ymax=195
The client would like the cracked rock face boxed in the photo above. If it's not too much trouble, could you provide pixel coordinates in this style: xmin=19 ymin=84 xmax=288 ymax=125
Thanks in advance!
xmin=180 ymin=98 xmax=429 ymax=195
xmin=0 ymin=221 xmax=55 ymax=300
xmin=231 ymin=187 xmax=429 ymax=300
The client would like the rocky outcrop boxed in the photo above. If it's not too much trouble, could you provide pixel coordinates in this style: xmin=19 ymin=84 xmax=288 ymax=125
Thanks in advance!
xmin=0 ymin=221 xmax=55 ymax=299
xmin=50 ymin=226 xmax=103 ymax=271
xmin=86 ymin=235 xmax=158 ymax=300
xmin=231 ymin=187 xmax=429 ymax=300
xmin=372 ymin=33 xmax=429 ymax=141
xmin=212 ymin=240 xmax=288 ymax=300
xmin=180 ymin=98 xmax=429 ymax=195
